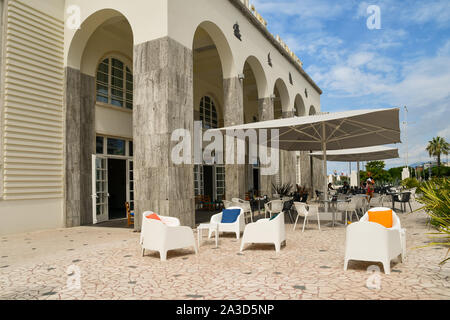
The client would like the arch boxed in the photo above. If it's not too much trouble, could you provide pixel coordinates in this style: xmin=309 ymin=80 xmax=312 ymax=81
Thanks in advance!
xmin=192 ymin=21 xmax=236 ymax=79
xmin=67 ymin=9 xmax=134 ymax=70
xmin=309 ymin=105 xmax=317 ymax=115
xmin=273 ymin=78 xmax=291 ymax=116
xmin=294 ymin=94 xmax=306 ymax=117
xmin=242 ymin=56 xmax=268 ymax=99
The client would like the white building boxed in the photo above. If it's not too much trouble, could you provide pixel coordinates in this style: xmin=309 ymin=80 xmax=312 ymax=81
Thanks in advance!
xmin=0 ymin=0 xmax=324 ymax=234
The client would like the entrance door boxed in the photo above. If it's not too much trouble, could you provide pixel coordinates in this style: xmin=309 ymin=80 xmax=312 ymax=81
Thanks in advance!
xmin=92 ymin=155 xmax=109 ymax=224
xmin=126 ymin=159 xmax=134 ymax=211
xmin=107 ymin=158 xmax=127 ymax=220
xmin=253 ymin=168 xmax=260 ymax=194
xmin=204 ymin=165 xmax=214 ymax=201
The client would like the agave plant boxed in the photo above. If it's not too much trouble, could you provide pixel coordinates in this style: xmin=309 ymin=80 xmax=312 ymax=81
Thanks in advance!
xmin=272 ymin=183 xmax=294 ymax=197
xmin=414 ymin=178 xmax=450 ymax=266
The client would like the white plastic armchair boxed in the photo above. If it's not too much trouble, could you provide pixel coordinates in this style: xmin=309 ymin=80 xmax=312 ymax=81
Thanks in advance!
xmin=293 ymin=202 xmax=321 ymax=232
xmin=264 ymin=200 xmax=283 ymax=219
xmin=208 ymin=207 xmax=245 ymax=239
xmin=140 ymin=212 xmax=197 ymax=261
xmin=240 ymin=212 xmax=286 ymax=253
xmin=344 ymin=208 xmax=406 ymax=274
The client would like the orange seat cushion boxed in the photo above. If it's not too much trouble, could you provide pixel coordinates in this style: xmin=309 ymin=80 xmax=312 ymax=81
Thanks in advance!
xmin=368 ymin=209 xmax=393 ymax=228
xmin=145 ymin=213 xmax=161 ymax=221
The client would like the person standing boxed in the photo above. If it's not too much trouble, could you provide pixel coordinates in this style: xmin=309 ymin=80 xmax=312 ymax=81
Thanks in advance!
xmin=366 ymin=172 xmax=375 ymax=200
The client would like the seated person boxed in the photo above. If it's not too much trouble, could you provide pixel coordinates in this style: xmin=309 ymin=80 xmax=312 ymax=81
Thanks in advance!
xmin=342 ymin=181 xmax=350 ymax=194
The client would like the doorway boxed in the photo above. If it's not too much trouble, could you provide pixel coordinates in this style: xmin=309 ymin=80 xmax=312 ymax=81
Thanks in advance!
xmin=107 ymin=159 xmax=126 ymax=220
xmin=253 ymin=168 xmax=260 ymax=194
xmin=204 ymin=165 xmax=214 ymax=202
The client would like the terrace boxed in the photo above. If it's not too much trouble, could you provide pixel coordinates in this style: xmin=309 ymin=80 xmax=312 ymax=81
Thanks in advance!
xmin=0 ymin=201 xmax=448 ymax=300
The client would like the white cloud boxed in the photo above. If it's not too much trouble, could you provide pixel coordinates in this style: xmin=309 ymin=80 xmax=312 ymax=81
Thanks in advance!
xmin=438 ymin=127 xmax=450 ymax=139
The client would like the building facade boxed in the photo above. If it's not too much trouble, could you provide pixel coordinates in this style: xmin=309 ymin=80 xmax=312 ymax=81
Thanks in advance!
xmin=0 ymin=0 xmax=324 ymax=235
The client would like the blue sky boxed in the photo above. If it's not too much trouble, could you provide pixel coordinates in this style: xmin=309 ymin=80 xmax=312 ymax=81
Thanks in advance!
xmin=253 ymin=0 xmax=450 ymax=175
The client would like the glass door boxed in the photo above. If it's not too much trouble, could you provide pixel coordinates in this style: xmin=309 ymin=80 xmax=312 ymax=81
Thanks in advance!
xmin=92 ymin=155 xmax=109 ymax=224
xmin=194 ymin=165 xmax=204 ymax=196
xmin=215 ymin=165 xmax=225 ymax=201
xmin=126 ymin=159 xmax=134 ymax=211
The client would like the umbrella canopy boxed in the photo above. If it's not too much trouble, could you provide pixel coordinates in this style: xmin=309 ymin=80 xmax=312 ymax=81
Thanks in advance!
xmin=309 ymin=146 xmax=399 ymax=162
xmin=213 ymin=108 xmax=400 ymax=151
xmin=212 ymin=108 xmax=401 ymax=207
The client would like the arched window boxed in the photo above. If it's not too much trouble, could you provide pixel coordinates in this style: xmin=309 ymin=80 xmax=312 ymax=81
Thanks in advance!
xmin=96 ymin=57 xmax=133 ymax=110
xmin=199 ymin=96 xmax=218 ymax=129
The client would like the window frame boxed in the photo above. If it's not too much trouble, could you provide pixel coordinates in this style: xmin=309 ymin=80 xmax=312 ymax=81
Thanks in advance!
xmin=199 ymin=96 xmax=219 ymax=129
xmin=96 ymin=55 xmax=133 ymax=110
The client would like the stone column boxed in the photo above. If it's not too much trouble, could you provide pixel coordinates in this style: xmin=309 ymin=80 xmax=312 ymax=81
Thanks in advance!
xmin=299 ymin=151 xmax=312 ymax=191
xmin=258 ymin=97 xmax=274 ymax=197
xmin=64 ymin=68 xmax=95 ymax=227
xmin=133 ymin=37 xmax=194 ymax=230
xmin=280 ymin=111 xmax=297 ymax=188
xmin=313 ymin=156 xmax=325 ymax=195
xmin=224 ymin=77 xmax=245 ymax=200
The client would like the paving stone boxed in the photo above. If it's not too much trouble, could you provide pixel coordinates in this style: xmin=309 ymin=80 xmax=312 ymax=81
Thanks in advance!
xmin=0 ymin=202 xmax=447 ymax=300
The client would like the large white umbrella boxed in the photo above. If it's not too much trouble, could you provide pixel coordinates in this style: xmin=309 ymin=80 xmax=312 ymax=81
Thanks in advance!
xmin=310 ymin=146 xmax=399 ymax=187
xmin=309 ymin=146 xmax=399 ymax=162
xmin=212 ymin=108 xmax=401 ymax=204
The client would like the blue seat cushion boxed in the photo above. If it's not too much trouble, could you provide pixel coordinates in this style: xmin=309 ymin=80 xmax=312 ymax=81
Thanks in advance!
xmin=221 ymin=209 xmax=241 ymax=223
xmin=269 ymin=213 xmax=279 ymax=221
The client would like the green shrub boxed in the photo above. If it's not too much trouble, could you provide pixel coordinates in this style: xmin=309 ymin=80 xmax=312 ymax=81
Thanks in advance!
xmin=401 ymin=177 xmax=420 ymax=189
xmin=415 ymin=178 xmax=450 ymax=265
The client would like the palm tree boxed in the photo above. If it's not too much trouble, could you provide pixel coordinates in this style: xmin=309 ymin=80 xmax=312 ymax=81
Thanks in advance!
xmin=426 ymin=136 xmax=449 ymax=168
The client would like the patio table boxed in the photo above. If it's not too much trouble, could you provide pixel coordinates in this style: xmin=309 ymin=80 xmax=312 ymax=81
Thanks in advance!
xmin=197 ymin=223 xmax=218 ymax=249
xmin=319 ymin=199 xmax=351 ymax=228
xmin=252 ymin=197 xmax=266 ymax=219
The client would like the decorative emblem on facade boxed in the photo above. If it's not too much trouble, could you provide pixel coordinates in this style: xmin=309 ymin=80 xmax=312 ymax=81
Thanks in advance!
xmin=233 ymin=23 xmax=242 ymax=41
xmin=268 ymin=53 xmax=272 ymax=67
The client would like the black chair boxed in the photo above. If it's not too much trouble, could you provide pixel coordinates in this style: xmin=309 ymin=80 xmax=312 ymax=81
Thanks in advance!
xmin=394 ymin=192 xmax=413 ymax=213
xmin=300 ymin=194 xmax=308 ymax=203
xmin=282 ymin=199 xmax=295 ymax=223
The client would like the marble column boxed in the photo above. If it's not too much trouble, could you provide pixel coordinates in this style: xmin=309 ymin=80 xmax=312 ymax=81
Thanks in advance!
xmin=280 ymin=111 xmax=297 ymax=188
xmin=64 ymin=68 xmax=95 ymax=227
xmin=133 ymin=37 xmax=194 ymax=230
xmin=258 ymin=97 xmax=275 ymax=197
xmin=224 ymin=77 xmax=245 ymax=200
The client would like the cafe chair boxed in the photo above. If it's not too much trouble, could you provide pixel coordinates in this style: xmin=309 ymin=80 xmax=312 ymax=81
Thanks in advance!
xmin=126 ymin=202 xmax=134 ymax=227
xmin=264 ymin=200 xmax=283 ymax=219
xmin=293 ymin=202 xmax=321 ymax=232
xmin=240 ymin=212 xmax=286 ymax=253
xmin=344 ymin=208 xmax=406 ymax=274
xmin=208 ymin=207 xmax=245 ymax=240
xmin=140 ymin=212 xmax=197 ymax=261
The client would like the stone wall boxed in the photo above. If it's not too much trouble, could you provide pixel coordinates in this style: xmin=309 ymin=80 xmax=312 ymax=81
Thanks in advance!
xmin=133 ymin=37 xmax=194 ymax=230
xmin=223 ymin=77 xmax=245 ymax=200
xmin=280 ymin=111 xmax=297 ymax=188
xmin=258 ymin=97 xmax=274 ymax=197
xmin=64 ymin=68 xmax=96 ymax=227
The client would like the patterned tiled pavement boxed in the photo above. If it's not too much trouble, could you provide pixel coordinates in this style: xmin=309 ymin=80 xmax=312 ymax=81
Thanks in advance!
xmin=0 ymin=202 xmax=449 ymax=300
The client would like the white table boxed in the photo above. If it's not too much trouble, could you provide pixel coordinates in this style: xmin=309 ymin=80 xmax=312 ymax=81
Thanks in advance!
xmin=197 ymin=223 xmax=218 ymax=249
xmin=320 ymin=199 xmax=351 ymax=227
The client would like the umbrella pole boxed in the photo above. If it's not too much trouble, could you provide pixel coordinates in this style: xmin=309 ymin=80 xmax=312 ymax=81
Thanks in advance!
xmin=357 ymin=161 xmax=360 ymax=189
xmin=322 ymin=123 xmax=328 ymax=212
